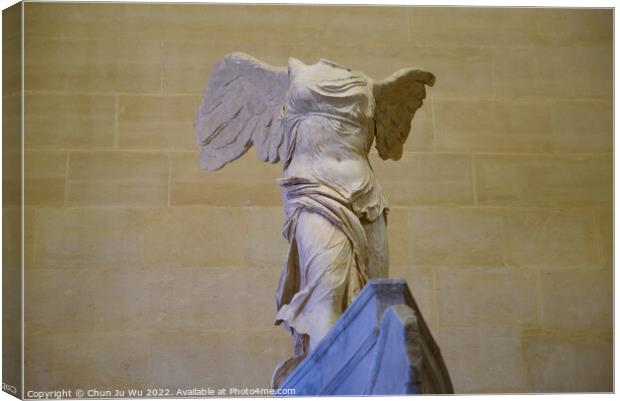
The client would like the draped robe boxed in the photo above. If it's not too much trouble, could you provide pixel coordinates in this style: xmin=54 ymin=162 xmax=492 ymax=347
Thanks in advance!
xmin=274 ymin=58 xmax=390 ymax=353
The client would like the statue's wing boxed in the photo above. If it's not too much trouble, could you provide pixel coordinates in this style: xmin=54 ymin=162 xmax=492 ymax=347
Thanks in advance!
xmin=372 ymin=68 xmax=436 ymax=160
xmin=195 ymin=52 xmax=289 ymax=171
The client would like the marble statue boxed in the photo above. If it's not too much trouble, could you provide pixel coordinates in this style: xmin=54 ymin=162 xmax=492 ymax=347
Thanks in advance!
xmin=195 ymin=52 xmax=435 ymax=388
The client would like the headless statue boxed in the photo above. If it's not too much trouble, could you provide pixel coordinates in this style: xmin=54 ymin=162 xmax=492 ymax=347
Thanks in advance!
xmin=195 ymin=52 xmax=435 ymax=387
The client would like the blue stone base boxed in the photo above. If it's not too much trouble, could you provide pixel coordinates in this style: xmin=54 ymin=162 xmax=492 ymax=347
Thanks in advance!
xmin=278 ymin=279 xmax=454 ymax=395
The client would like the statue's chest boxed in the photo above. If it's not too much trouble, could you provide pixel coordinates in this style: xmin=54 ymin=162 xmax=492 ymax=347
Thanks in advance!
xmin=284 ymin=60 xmax=375 ymax=123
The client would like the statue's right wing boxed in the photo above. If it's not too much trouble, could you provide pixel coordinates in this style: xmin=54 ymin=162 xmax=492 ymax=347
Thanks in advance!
xmin=195 ymin=52 xmax=289 ymax=171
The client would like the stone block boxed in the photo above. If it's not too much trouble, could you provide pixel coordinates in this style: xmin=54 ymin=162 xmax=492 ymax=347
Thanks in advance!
xmin=24 ymin=265 xmax=285 ymax=336
xmin=521 ymin=328 xmax=612 ymax=392
xmin=385 ymin=208 xmax=410 ymax=267
xmin=147 ymin=266 xmax=282 ymax=331
xmin=2 ymin=178 xmax=20 ymax=208
xmin=162 ymin=41 xmax=237 ymax=94
xmin=154 ymin=4 xmax=325 ymax=45
xmin=502 ymin=208 xmax=600 ymax=268
xmin=2 ymin=207 xmax=21 ymax=270
xmin=118 ymin=95 xmax=202 ymax=150
xmin=24 ymin=151 xmax=67 ymax=207
xmin=536 ymin=8 xmax=612 ymax=47
xmin=409 ymin=207 xmax=504 ymax=266
xmin=2 ymin=112 xmax=21 ymax=207
xmin=433 ymin=326 xmax=528 ymax=393
xmin=25 ymin=3 xmax=164 ymax=40
xmin=409 ymin=7 xmax=540 ymax=47
xmin=68 ymin=151 xmax=168 ymax=181
xmin=3 ymin=266 xmax=21 ymax=328
xmin=2 ymin=151 xmax=19 ymax=183
xmin=24 ymin=179 xmax=65 ymax=208
xmin=551 ymin=100 xmax=612 ymax=153
xmin=475 ymin=154 xmax=612 ymax=206
xmin=494 ymin=47 xmax=612 ymax=99
xmin=25 ymin=151 xmax=67 ymax=179
xmin=435 ymin=99 xmax=553 ymax=153
xmin=144 ymin=207 xmax=288 ymax=268
xmin=66 ymin=151 xmax=169 ymax=207
xmin=25 ymin=331 xmax=150 ymax=390
xmin=146 ymin=328 xmax=290 ymax=389
xmin=25 ymin=268 xmax=150 ymax=335
xmin=170 ymin=151 xmax=282 ymax=207
xmin=25 ymin=4 xmax=409 ymax=48
xmin=167 ymin=5 xmax=409 ymax=48
xmin=404 ymin=101 xmax=433 ymax=152
xmin=372 ymin=153 xmax=473 ymax=206
xmin=3 ymin=41 xmax=20 ymax=97
xmin=24 ymin=94 xmax=115 ymax=149
xmin=3 ymin=94 xmax=21 ymax=152
xmin=25 ymin=37 xmax=162 ymax=93
xmin=435 ymin=267 xmax=538 ymax=327
xmin=318 ymin=6 xmax=410 ymax=46
xmin=595 ymin=208 xmax=613 ymax=268
xmin=31 ymin=208 xmax=145 ymax=269
xmin=540 ymin=269 xmax=612 ymax=330
xmin=405 ymin=46 xmax=495 ymax=99
xmin=66 ymin=181 xmax=168 ymax=207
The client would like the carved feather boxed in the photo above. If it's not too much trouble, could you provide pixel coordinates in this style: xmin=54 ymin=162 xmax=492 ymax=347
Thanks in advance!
xmin=373 ymin=69 xmax=436 ymax=161
xmin=195 ymin=52 xmax=289 ymax=171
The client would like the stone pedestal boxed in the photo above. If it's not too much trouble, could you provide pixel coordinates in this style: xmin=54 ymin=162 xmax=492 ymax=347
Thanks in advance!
xmin=278 ymin=279 xmax=454 ymax=395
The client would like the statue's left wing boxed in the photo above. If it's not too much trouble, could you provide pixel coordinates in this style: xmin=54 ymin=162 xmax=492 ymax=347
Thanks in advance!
xmin=195 ymin=52 xmax=289 ymax=171
xmin=372 ymin=68 xmax=436 ymax=161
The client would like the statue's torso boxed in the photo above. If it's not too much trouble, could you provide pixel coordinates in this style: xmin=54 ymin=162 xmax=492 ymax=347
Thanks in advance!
xmin=281 ymin=58 xmax=387 ymax=222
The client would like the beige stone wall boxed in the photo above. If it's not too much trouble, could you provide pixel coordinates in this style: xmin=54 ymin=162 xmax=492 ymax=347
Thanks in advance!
xmin=22 ymin=3 xmax=612 ymax=393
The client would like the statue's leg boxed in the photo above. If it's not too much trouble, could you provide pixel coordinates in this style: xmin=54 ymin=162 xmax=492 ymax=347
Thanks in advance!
xmin=272 ymin=209 xmax=354 ymax=388
xmin=270 ymin=329 xmax=309 ymax=389
xmin=294 ymin=210 xmax=355 ymax=351
xmin=363 ymin=210 xmax=389 ymax=279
